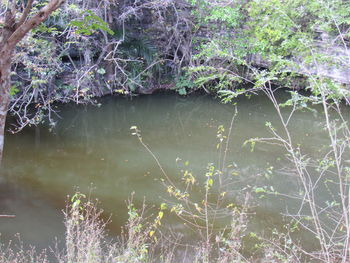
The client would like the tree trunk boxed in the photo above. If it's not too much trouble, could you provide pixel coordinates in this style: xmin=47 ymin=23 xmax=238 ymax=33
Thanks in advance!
xmin=0 ymin=0 xmax=65 ymax=163
xmin=0 ymin=9 xmax=15 ymax=164
xmin=0 ymin=57 xmax=12 ymax=162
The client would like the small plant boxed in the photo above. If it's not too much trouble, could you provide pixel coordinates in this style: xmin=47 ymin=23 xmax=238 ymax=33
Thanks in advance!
xmin=131 ymin=123 xmax=253 ymax=262
xmin=174 ymin=74 xmax=196 ymax=95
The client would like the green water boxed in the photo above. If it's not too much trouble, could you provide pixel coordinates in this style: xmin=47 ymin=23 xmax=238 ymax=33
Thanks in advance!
xmin=0 ymin=91 xmax=343 ymax=254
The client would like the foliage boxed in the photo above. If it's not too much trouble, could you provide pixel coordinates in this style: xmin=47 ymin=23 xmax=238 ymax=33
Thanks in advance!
xmin=188 ymin=0 xmax=350 ymax=96
xmin=173 ymin=73 xmax=195 ymax=95
xmin=70 ymin=10 xmax=114 ymax=36
xmin=118 ymin=37 xmax=160 ymax=93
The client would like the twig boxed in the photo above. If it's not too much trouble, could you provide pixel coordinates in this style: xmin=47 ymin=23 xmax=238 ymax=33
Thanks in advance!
xmin=0 ymin=215 xmax=15 ymax=218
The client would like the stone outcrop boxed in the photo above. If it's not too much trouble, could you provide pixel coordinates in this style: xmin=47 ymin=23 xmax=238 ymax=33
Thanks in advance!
xmin=249 ymin=40 xmax=350 ymax=85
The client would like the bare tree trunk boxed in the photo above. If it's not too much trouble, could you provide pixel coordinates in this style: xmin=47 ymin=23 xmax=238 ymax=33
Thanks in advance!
xmin=0 ymin=9 xmax=16 ymax=164
xmin=0 ymin=57 xmax=12 ymax=162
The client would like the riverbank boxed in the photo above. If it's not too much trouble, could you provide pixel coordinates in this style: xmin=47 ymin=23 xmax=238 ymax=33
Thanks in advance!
xmin=8 ymin=0 xmax=350 ymax=135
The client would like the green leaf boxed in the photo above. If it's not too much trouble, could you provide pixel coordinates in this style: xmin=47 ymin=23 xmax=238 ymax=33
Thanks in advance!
xmin=97 ymin=68 xmax=106 ymax=75
xmin=160 ymin=203 xmax=168 ymax=210
xmin=254 ymin=187 xmax=266 ymax=193
xmin=10 ymin=86 xmax=20 ymax=96
xmin=178 ymin=88 xmax=187 ymax=95
xmin=70 ymin=9 xmax=114 ymax=36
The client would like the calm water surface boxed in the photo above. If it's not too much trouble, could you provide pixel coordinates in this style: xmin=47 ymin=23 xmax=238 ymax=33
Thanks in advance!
xmin=0 ymin=91 xmax=344 ymax=254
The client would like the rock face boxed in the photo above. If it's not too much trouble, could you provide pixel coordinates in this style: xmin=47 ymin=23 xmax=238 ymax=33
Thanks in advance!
xmin=250 ymin=41 xmax=350 ymax=85
xmin=309 ymin=43 xmax=350 ymax=84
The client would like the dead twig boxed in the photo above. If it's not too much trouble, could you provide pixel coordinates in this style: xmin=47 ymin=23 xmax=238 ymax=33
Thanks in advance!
xmin=0 ymin=215 xmax=15 ymax=218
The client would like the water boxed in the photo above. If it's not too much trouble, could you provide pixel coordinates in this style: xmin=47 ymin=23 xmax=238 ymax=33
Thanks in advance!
xmin=0 ymin=91 xmax=346 ymax=255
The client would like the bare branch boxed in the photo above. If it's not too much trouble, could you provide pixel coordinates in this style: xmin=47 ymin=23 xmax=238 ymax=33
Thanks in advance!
xmin=16 ymin=0 xmax=34 ymax=29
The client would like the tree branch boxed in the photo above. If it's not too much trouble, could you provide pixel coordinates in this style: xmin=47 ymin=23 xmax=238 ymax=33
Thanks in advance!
xmin=16 ymin=0 xmax=34 ymax=29
xmin=6 ymin=0 xmax=65 ymax=50
xmin=0 ymin=9 xmax=16 ymax=49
